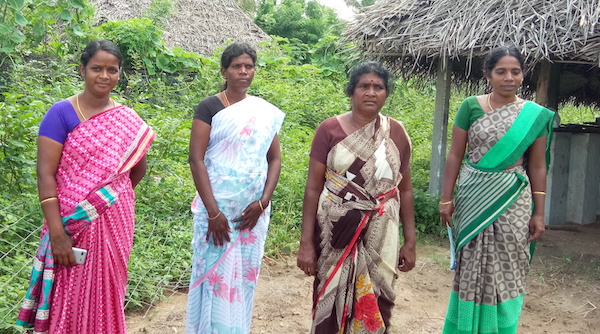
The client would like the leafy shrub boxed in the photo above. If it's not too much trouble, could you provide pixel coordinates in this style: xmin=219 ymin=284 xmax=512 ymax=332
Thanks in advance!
xmin=413 ymin=189 xmax=442 ymax=235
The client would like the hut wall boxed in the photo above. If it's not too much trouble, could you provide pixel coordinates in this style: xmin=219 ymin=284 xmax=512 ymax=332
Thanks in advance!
xmin=547 ymin=132 xmax=600 ymax=225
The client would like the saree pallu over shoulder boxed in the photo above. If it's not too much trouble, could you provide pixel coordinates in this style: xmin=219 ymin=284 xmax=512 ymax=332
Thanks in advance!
xmin=453 ymin=101 xmax=554 ymax=252
xmin=205 ymin=96 xmax=284 ymax=173
xmin=476 ymin=101 xmax=554 ymax=170
xmin=17 ymin=105 xmax=155 ymax=334
xmin=187 ymin=96 xmax=284 ymax=334
xmin=313 ymin=115 xmax=404 ymax=334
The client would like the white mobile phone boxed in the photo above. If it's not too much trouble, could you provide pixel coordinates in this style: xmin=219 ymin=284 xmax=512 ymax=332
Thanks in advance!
xmin=72 ymin=247 xmax=88 ymax=265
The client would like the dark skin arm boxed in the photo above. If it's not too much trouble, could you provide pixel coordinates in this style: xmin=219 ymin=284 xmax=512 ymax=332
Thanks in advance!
xmin=129 ymin=154 xmax=147 ymax=188
xmin=297 ymin=158 xmax=326 ymax=276
xmin=397 ymin=164 xmax=417 ymax=272
xmin=37 ymin=136 xmax=77 ymax=266
xmin=526 ymin=136 xmax=548 ymax=242
xmin=232 ymin=135 xmax=282 ymax=230
xmin=439 ymin=126 xmax=468 ymax=227
xmin=189 ymin=119 xmax=231 ymax=247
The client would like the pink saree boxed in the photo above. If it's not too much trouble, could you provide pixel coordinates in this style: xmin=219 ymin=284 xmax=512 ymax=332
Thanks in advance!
xmin=17 ymin=105 xmax=155 ymax=334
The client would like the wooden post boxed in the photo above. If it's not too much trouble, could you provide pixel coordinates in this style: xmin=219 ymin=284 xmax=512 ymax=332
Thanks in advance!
xmin=428 ymin=57 xmax=451 ymax=196
xmin=547 ymin=62 xmax=561 ymax=112
xmin=536 ymin=60 xmax=551 ymax=106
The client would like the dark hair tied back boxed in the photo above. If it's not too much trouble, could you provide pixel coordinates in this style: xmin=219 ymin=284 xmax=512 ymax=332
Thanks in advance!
xmin=221 ymin=42 xmax=257 ymax=69
xmin=483 ymin=46 xmax=525 ymax=76
xmin=345 ymin=61 xmax=393 ymax=97
xmin=80 ymin=39 xmax=123 ymax=68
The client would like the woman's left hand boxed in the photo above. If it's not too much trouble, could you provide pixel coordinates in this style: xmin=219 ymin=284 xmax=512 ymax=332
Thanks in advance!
xmin=397 ymin=242 xmax=416 ymax=272
xmin=233 ymin=201 xmax=264 ymax=230
xmin=528 ymin=215 xmax=545 ymax=242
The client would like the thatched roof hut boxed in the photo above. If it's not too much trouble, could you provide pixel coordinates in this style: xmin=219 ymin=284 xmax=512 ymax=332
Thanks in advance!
xmin=345 ymin=0 xmax=600 ymax=106
xmin=91 ymin=0 xmax=270 ymax=55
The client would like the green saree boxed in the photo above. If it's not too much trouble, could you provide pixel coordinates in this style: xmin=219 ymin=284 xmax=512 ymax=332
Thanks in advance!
xmin=443 ymin=100 xmax=554 ymax=334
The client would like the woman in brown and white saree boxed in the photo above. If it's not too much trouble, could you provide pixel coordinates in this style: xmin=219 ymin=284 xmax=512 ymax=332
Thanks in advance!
xmin=297 ymin=62 xmax=417 ymax=334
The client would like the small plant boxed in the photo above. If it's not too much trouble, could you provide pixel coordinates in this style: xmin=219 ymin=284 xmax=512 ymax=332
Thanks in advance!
xmin=412 ymin=189 xmax=442 ymax=235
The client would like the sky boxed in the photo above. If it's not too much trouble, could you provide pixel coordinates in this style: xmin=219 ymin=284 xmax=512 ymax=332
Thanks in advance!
xmin=316 ymin=0 xmax=356 ymax=21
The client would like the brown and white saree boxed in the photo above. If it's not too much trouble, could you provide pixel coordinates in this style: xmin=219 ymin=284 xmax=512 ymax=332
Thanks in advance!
xmin=312 ymin=115 xmax=408 ymax=334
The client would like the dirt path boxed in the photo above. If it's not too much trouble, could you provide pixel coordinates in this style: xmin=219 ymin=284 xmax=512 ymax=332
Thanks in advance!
xmin=126 ymin=224 xmax=600 ymax=333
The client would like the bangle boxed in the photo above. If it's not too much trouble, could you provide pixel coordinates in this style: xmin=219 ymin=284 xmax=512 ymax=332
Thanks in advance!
xmin=439 ymin=200 xmax=453 ymax=205
xmin=258 ymin=200 xmax=264 ymax=211
xmin=208 ymin=211 xmax=221 ymax=220
xmin=40 ymin=197 xmax=58 ymax=205
xmin=532 ymin=191 xmax=546 ymax=195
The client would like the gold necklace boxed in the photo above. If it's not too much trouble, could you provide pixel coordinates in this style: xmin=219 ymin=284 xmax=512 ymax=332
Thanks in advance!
xmin=76 ymin=94 xmax=87 ymax=121
xmin=221 ymin=91 xmax=230 ymax=107
xmin=487 ymin=92 xmax=518 ymax=111
xmin=76 ymin=94 xmax=116 ymax=120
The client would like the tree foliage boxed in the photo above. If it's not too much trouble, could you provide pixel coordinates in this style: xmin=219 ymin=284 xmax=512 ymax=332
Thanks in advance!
xmin=0 ymin=0 xmax=93 ymax=54
xmin=344 ymin=0 xmax=375 ymax=9
xmin=255 ymin=0 xmax=340 ymax=46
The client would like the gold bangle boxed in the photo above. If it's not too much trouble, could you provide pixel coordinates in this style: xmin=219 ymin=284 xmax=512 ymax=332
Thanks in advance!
xmin=258 ymin=200 xmax=264 ymax=211
xmin=40 ymin=197 xmax=58 ymax=205
xmin=208 ymin=211 xmax=221 ymax=220
xmin=532 ymin=191 xmax=546 ymax=195
xmin=439 ymin=200 xmax=453 ymax=205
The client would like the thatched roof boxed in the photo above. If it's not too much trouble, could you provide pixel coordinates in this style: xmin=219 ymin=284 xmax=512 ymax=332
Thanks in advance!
xmin=91 ymin=0 xmax=270 ymax=55
xmin=344 ymin=0 xmax=600 ymax=104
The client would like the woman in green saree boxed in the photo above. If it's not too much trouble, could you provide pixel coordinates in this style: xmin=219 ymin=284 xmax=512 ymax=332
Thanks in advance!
xmin=439 ymin=46 xmax=555 ymax=333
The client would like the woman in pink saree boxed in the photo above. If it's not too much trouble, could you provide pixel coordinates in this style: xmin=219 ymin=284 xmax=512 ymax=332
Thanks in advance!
xmin=17 ymin=40 xmax=155 ymax=334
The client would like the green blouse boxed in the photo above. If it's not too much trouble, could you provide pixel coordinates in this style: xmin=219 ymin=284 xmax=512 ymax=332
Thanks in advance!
xmin=453 ymin=96 xmax=549 ymax=138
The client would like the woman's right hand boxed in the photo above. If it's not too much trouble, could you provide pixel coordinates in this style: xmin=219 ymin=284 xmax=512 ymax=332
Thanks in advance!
xmin=206 ymin=212 xmax=231 ymax=247
xmin=50 ymin=231 xmax=77 ymax=266
xmin=440 ymin=201 xmax=454 ymax=227
xmin=297 ymin=241 xmax=317 ymax=276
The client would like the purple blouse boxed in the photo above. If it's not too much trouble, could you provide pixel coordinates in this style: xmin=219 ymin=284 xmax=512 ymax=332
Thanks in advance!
xmin=38 ymin=99 xmax=81 ymax=144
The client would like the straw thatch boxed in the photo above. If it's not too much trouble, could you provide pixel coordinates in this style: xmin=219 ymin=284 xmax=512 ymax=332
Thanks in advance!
xmin=344 ymin=0 xmax=600 ymax=104
xmin=91 ymin=0 xmax=270 ymax=55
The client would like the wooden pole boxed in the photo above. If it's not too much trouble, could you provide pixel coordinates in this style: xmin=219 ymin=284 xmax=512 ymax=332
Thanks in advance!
xmin=547 ymin=62 xmax=561 ymax=112
xmin=536 ymin=60 xmax=551 ymax=106
xmin=428 ymin=57 xmax=451 ymax=196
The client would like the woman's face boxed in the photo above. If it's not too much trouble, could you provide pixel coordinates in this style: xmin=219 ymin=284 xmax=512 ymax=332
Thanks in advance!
xmin=80 ymin=50 xmax=120 ymax=96
xmin=221 ymin=53 xmax=255 ymax=91
xmin=487 ymin=55 xmax=523 ymax=97
xmin=350 ymin=73 xmax=388 ymax=115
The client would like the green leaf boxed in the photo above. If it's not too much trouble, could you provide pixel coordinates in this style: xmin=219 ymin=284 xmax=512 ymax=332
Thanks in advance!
xmin=14 ymin=12 xmax=28 ymax=27
xmin=69 ymin=0 xmax=85 ymax=9
xmin=71 ymin=24 xmax=85 ymax=37
xmin=156 ymin=55 xmax=176 ymax=73
xmin=0 ymin=45 xmax=15 ymax=53
xmin=142 ymin=57 xmax=156 ymax=75
xmin=0 ymin=23 xmax=11 ymax=35
xmin=9 ymin=29 xmax=26 ymax=43
xmin=7 ymin=0 xmax=25 ymax=10
xmin=32 ymin=23 xmax=45 ymax=37
xmin=59 ymin=10 xmax=73 ymax=21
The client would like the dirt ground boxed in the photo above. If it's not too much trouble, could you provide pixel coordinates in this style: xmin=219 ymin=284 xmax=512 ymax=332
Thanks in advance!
xmin=126 ymin=221 xmax=600 ymax=333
